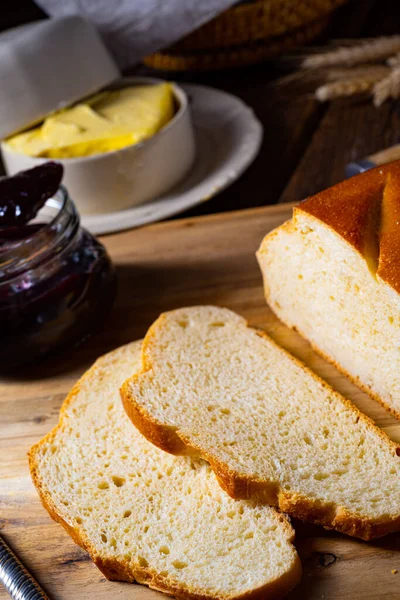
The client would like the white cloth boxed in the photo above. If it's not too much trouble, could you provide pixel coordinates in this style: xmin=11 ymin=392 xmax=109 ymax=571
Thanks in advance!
xmin=34 ymin=0 xmax=237 ymax=69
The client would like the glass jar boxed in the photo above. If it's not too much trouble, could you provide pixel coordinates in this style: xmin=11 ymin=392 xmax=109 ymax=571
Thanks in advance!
xmin=0 ymin=186 xmax=116 ymax=370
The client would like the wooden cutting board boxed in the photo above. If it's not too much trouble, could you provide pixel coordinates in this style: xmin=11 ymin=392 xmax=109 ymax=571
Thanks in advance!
xmin=1 ymin=204 xmax=399 ymax=600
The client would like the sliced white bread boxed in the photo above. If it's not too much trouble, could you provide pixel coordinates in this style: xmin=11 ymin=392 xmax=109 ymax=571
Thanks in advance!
xmin=257 ymin=160 xmax=400 ymax=418
xmin=29 ymin=341 xmax=301 ymax=600
xmin=121 ymin=306 xmax=400 ymax=540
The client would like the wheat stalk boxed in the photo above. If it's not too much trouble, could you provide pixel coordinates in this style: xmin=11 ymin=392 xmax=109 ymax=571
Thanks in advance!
xmin=277 ymin=37 xmax=400 ymax=107
xmin=316 ymin=71 xmax=387 ymax=102
xmin=302 ymin=35 xmax=400 ymax=69
xmin=373 ymin=67 xmax=400 ymax=106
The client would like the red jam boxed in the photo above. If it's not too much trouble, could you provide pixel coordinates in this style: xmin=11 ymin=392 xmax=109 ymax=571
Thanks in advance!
xmin=0 ymin=166 xmax=115 ymax=370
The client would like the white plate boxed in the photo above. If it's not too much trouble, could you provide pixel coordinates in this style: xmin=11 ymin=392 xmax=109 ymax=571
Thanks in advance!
xmin=82 ymin=83 xmax=263 ymax=235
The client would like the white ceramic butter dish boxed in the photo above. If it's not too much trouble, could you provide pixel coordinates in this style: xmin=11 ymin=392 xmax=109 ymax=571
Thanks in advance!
xmin=0 ymin=18 xmax=195 ymax=215
xmin=81 ymin=83 xmax=263 ymax=235
xmin=2 ymin=77 xmax=196 ymax=215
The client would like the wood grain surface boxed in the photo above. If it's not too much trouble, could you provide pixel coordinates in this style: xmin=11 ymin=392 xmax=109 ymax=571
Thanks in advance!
xmin=1 ymin=204 xmax=400 ymax=600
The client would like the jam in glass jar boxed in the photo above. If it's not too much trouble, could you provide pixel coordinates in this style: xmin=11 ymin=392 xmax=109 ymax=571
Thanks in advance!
xmin=0 ymin=185 xmax=116 ymax=370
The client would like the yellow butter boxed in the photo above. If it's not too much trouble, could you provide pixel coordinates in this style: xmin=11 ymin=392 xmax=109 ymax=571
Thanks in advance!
xmin=6 ymin=83 xmax=174 ymax=159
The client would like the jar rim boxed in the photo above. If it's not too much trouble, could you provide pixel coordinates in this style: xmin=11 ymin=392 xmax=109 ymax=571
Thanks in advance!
xmin=47 ymin=184 xmax=69 ymax=227
xmin=0 ymin=185 xmax=80 ymax=282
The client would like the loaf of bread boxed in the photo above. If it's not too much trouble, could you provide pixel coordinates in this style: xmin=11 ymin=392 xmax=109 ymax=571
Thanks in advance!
xmin=29 ymin=341 xmax=301 ymax=600
xmin=121 ymin=306 xmax=400 ymax=540
xmin=257 ymin=160 xmax=400 ymax=418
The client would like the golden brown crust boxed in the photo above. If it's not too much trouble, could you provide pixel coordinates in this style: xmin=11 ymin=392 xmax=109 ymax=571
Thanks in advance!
xmin=29 ymin=343 xmax=302 ymax=600
xmin=377 ymin=170 xmax=400 ymax=294
xmin=121 ymin=319 xmax=400 ymax=541
xmin=296 ymin=159 xmax=400 ymax=295
xmin=121 ymin=376 xmax=192 ymax=456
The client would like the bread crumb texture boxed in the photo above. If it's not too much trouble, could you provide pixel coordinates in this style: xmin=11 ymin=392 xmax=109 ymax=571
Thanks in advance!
xmin=29 ymin=341 xmax=301 ymax=600
xmin=122 ymin=306 xmax=400 ymax=540
xmin=257 ymin=160 xmax=400 ymax=418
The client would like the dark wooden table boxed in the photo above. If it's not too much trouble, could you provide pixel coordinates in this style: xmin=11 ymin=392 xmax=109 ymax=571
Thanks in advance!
xmin=2 ymin=0 xmax=400 ymax=216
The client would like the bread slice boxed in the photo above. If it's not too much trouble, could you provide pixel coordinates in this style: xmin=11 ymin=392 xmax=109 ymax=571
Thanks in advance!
xmin=29 ymin=341 xmax=301 ymax=600
xmin=257 ymin=160 xmax=400 ymax=418
xmin=121 ymin=306 xmax=400 ymax=540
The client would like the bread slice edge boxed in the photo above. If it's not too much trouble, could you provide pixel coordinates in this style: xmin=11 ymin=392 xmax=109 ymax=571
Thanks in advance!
xmin=121 ymin=312 xmax=400 ymax=540
xmin=29 ymin=342 xmax=302 ymax=600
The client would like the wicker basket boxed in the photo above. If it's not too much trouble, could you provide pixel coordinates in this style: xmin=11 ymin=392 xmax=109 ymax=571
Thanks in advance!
xmin=144 ymin=0 xmax=348 ymax=71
